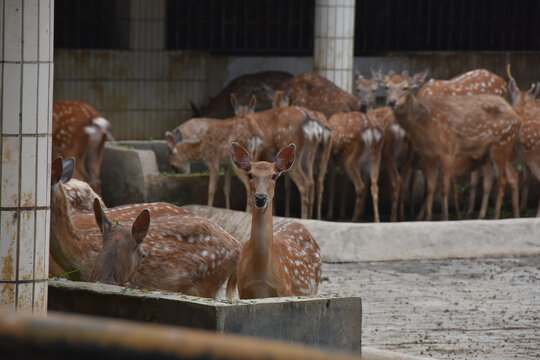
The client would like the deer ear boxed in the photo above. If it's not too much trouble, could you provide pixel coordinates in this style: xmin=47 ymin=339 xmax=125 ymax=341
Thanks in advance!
xmin=230 ymin=142 xmax=251 ymax=173
xmin=411 ymin=69 xmax=429 ymax=88
xmin=132 ymin=209 xmax=150 ymax=245
xmin=61 ymin=158 xmax=75 ymax=184
xmin=248 ymin=95 xmax=257 ymax=112
xmin=51 ymin=157 xmax=64 ymax=185
xmin=508 ymin=79 xmax=519 ymax=103
xmin=276 ymin=144 xmax=295 ymax=173
xmin=262 ymin=83 xmax=274 ymax=100
xmin=93 ymin=198 xmax=111 ymax=235
xmin=527 ymin=82 xmax=540 ymax=99
xmin=230 ymin=93 xmax=239 ymax=111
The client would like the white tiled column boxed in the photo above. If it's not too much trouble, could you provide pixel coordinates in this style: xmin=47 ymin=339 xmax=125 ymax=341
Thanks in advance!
xmin=0 ymin=0 xmax=54 ymax=314
xmin=314 ymin=0 xmax=356 ymax=92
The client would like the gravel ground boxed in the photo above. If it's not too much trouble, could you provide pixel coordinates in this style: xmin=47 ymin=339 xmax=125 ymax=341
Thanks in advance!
xmin=319 ymin=256 xmax=540 ymax=360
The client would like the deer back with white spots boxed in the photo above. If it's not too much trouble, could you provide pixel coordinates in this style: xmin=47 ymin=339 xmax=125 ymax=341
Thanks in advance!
xmin=417 ymin=69 xmax=507 ymax=98
xmin=229 ymin=143 xmax=321 ymax=299
xmin=384 ymin=70 xmax=521 ymax=221
xmin=51 ymin=158 xmax=240 ymax=297
xmin=53 ymin=101 xmax=112 ymax=195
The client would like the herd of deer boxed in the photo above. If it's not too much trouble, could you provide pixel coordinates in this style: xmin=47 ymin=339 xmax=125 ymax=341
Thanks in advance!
xmin=50 ymin=64 xmax=540 ymax=299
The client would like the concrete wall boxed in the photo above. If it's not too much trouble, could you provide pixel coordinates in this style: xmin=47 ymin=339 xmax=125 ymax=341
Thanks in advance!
xmin=54 ymin=51 xmax=540 ymax=140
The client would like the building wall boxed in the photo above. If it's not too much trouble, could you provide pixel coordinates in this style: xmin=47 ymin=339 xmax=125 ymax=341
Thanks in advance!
xmin=53 ymin=50 xmax=540 ymax=140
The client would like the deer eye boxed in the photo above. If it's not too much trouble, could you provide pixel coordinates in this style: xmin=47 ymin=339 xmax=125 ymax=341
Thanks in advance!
xmin=247 ymin=173 xmax=253 ymax=180
xmin=271 ymin=174 xmax=278 ymax=181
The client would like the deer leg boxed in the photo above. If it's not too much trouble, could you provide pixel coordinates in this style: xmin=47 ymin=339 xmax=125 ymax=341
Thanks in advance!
xmin=466 ymin=170 xmax=480 ymax=218
xmin=207 ymin=161 xmax=219 ymax=207
xmin=339 ymin=174 xmax=348 ymax=219
xmin=478 ymin=163 xmax=494 ymax=219
xmin=224 ymin=165 xmax=231 ymax=209
xmin=524 ymin=162 xmax=540 ymax=216
xmin=288 ymin=168 xmax=309 ymax=219
xmin=370 ymin=150 xmax=382 ymax=223
xmin=505 ymin=162 xmax=520 ymax=218
xmin=284 ymin=175 xmax=292 ymax=217
xmin=344 ymin=152 xmax=366 ymax=222
xmin=326 ymin=159 xmax=336 ymax=219
xmin=317 ymin=138 xmax=332 ymax=220
xmin=386 ymin=158 xmax=402 ymax=222
xmin=520 ymin=165 xmax=530 ymax=213
xmin=451 ymin=177 xmax=461 ymax=220
xmin=490 ymin=153 xmax=507 ymax=220
xmin=423 ymin=161 xmax=439 ymax=221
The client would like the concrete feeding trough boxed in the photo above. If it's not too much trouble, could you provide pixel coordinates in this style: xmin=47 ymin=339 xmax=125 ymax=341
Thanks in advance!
xmin=48 ymin=280 xmax=362 ymax=354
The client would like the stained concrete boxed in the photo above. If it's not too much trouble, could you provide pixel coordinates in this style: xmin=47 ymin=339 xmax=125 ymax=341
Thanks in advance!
xmin=184 ymin=205 xmax=540 ymax=262
xmin=48 ymin=280 xmax=362 ymax=354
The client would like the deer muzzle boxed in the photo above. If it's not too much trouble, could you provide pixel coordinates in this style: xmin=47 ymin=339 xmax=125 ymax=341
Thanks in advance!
xmin=254 ymin=193 xmax=267 ymax=208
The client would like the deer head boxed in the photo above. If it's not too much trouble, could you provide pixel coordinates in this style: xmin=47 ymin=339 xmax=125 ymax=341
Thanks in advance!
xmin=231 ymin=142 xmax=295 ymax=210
xmin=263 ymin=84 xmax=290 ymax=108
xmin=384 ymin=70 xmax=429 ymax=109
xmin=356 ymin=68 xmax=384 ymax=113
xmin=89 ymin=198 xmax=150 ymax=285
xmin=507 ymin=64 xmax=540 ymax=108
xmin=165 ymin=129 xmax=192 ymax=173
xmin=231 ymin=94 xmax=257 ymax=116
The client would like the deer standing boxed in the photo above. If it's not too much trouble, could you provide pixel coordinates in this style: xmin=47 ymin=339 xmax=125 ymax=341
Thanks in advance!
xmin=384 ymin=70 xmax=520 ymax=220
xmin=228 ymin=143 xmax=321 ymax=299
xmin=89 ymin=199 xmax=150 ymax=286
xmin=166 ymin=115 xmax=263 ymax=210
xmin=53 ymin=101 xmax=112 ymax=194
xmin=507 ymin=65 xmax=540 ymax=214
xmin=245 ymin=106 xmax=330 ymax=219
xmin=416 ymin=69 xmax=509 ymax=218
xmin=50 ymin=158 xmax=241 ymax=297
xmin=264 ymin=84 xmax=332 ymax=219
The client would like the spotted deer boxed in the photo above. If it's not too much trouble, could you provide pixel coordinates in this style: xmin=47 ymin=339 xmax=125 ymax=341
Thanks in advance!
xmin=53 ymin=101 xmax=112 ymax=194
xmin=227 ymin=143 xmax=321 ymax=299
xmin=89 ymin=199 xmax=150 ymax=286
xmin=264 ymin=85 xmax=333 ymax=219
xmin=246 ymin=106 xmax=330 ymax=219
xmin=384 ymin=70 xmax=520 ymax=220
xmin=327 ymin=112 xmax=384 ymax=221
xmin=50 ymin=158 xmax=241 ymax=297
xmin=353 ymin=70 xmax=414 ymax=222
xmin=507 ymin=65 xmax=540 ymax=214
xmin=417 ymin=69 xmax=509 ymax=218
xmin=166 ymin=115 xmax=263 ymax=210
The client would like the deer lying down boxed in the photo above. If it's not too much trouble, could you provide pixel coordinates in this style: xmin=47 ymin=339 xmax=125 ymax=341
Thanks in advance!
xmin=50 ymin=158 xmax=241 ymax=298
xmin=227 ymin=143 xmax=321 ymax=299
xmin=89 ymin=199 xmax=149 ymax=286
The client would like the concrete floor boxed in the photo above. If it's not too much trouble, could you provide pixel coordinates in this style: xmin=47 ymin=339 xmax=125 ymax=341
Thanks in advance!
xmin=319 ymin=256 xmax=540 ymax=360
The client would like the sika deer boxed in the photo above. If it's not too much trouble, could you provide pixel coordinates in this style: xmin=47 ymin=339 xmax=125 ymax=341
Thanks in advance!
xmin=246 ymin=106 xmax=330 ymax=219
xmin=166 ymin=115 xmax=263 ymax=210
xmin=50 ymin=158 xmax=241 ymax=297
xmin=53 ymin=101 xmax=112 ymax=194
xmin=327 ymin=112 xmax=384 ymax=221
xmin=384 ymin=70 xmax=520 ymax=220
xmin=228 ymin=143 xmax=321 ymax=299
xmin=89 ymin=199 xmax=149 ymax=286
xmin=507 ymin=65 xmax=540 ymax=214
xmin=417 ymin=69 xmax=509 ymax=218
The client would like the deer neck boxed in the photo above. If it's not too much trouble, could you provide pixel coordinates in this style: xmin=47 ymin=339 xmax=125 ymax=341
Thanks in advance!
xmin=49 ymin=183 xmax=87 ymax=279
xmin=249 ymin=201 xmax=274 ymax=274
xmin=393 ymin=94 xmax=429 ymax=132
xmin=180 ymin=141 xmax=205 ymax=162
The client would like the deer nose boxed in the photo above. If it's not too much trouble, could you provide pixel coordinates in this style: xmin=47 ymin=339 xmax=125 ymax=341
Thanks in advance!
xmin=254 ymin=193 xmax=267 ymax=208
xmin=360 ymin=103 xmax=368 ymax=113
xmin=388 ymin=99 xmax=396 ymax=107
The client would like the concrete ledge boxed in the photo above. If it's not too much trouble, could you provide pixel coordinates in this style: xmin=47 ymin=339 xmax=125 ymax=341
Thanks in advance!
xmin=184 ymin=205 xmax=540 ymax=262
xmin=48 ymin=280 xmax=362 ymax=354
